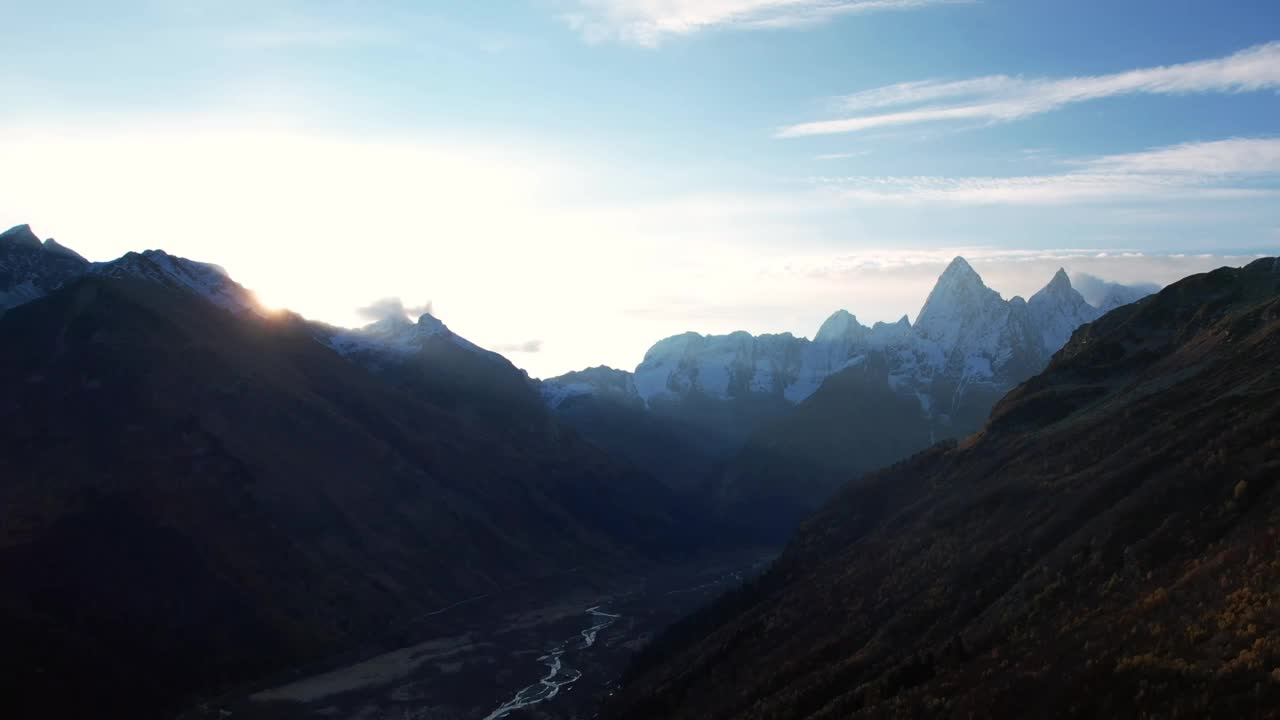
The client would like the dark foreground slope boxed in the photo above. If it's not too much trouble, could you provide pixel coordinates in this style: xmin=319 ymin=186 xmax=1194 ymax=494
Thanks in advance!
xmin=0 ymin=277 xmax=687 ymax=719
xmin=609 ymin=258 xmax=1280 ymax=720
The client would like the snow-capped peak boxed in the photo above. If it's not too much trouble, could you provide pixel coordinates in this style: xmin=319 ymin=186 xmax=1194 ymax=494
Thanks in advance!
xmin=543 ymin=254 xmax=1162 ymax=429
xmin=936 ymin=256 xmax=984 ymax=290
xmin=1027 ymin=268 xmax=1100 ymax=355
xmin=323 ymin=310 xmax=490 ymax=360
xmin=815 ymin=309 xmax=868 ymax=344
xmin=361 ymin=311 xmax=456 ymax=345
xmin=90 ymin=249 xmax=259 ymax=314
xmin=914 ymin=256 xmax=1005 ymax=353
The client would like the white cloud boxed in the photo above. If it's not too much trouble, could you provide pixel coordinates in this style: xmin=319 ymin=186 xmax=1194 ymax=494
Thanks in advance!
xmin=817 ymin=137 xmax=1280 ymax=206
xmin=563 ymin=0 xmax=967 ymax=46
xmin=779 ymin=42 xmax=1280 ymax=137
xmin=1079 ymin=137 xmax=1280 ymax=176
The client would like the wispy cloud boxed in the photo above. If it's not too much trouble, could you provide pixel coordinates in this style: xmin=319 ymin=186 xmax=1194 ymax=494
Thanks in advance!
xmin=816 ymin=137 xmax=1280 ymax=206
xmin=563 ymin=0 xmax=968 ymax=46
xmin=219 ymin=27 xmax=398 ymax=50
xmin=815 ymin=150 xmax=872 ymax=160
xmin=493 ymin=339 xmax=544 ymax=353
xmin=779 ymin=42 xmax=1280 ymax=137
xmin=1078 ymin=137 xmax=1280 ymax=176
xmin=356 ymin=297 xmax=434 ymax=323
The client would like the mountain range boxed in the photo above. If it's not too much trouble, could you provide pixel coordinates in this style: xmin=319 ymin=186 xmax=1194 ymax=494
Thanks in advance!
xmin=607 ymin=257 xmax=1280 ymax=720
xmin=543 ymin=256 xmax=1151 ymax=536
xmin=6 ymin=221 xmax=1227 ymax=720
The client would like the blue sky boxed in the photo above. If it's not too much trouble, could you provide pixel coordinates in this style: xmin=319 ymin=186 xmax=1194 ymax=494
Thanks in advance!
xmin=2 ymin=1 xmax=1279 ymax=376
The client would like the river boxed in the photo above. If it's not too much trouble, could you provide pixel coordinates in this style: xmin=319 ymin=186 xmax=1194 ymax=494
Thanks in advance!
xmin=191 ymin=550 xmax=774 ymax=720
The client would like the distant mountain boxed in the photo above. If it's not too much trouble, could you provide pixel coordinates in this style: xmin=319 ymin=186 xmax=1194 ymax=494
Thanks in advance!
xmin=608 ymin=257 xmax=1280 ymax=720
xmin=546 ymin=258 xmax=1149 ymax=535
xmin=0 ymin=230 xmax=695 ymax=720
xmin=542 ymin=366 xmax=721 ymax=496
xmin=0 ymin=224 xmax=89 ymax=309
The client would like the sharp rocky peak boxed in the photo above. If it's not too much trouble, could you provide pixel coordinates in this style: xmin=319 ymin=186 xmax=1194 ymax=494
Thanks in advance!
xmin=1034 ymin=268 xmax=1074 ymax=297
xmin=939 ymin=255 xmax=980 ymax=282
xmin=914 ymin=256 xmax=1004 ymax=342
xmin=922 ymin=256 xmax=995 ymax=304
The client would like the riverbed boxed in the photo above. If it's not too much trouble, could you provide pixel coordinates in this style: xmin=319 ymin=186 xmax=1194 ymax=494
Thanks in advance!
xmin=189 ymin=550 xmax=774 ymax=720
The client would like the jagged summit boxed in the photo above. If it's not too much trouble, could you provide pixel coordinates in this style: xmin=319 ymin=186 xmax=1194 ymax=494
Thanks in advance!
xmin=322 ymin=308 xmax=493 ymax=361
xmin=1028 ymin=267 xmax=1101 ymax=355
xmin=915 ymin=256 xmax=1007 ymax=355
xmin=361 ymin=310 xmax=453 ymax=343
xmin=917 ymin=256 xmax=1000 ymax=313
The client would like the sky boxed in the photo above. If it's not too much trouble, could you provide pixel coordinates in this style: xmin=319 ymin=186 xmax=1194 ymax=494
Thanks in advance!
xmin=2 ymin=0 xmax=1278 ymax=378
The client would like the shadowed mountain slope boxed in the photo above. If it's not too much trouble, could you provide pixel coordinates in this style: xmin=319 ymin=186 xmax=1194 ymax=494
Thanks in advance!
xmin=0 ymin=276 xmax=689 ymax=720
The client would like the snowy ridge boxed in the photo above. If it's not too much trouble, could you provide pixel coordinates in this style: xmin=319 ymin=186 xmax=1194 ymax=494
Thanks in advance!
xmin=90 ymin=250 xmax=260 ymax=314
xmin=543 ymin=258 xmax=1154 ymax=420
xmin=540 ymin=366 xmax=638 ymax=409
xmin=0 ymin=224 xmax=91 ymax=310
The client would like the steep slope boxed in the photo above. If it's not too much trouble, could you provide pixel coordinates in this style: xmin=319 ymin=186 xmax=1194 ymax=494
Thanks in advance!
xmin=0 ymin=276 xmax=687 ymax=720
xmin=609 ymin=257 xmax=1280 ymax=720
xmin=0 ymin=224 xmax=89 ymax=309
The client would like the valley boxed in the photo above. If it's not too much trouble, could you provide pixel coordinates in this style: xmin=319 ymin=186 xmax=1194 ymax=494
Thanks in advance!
xmin=183 ymin=551 xmax=774 ymax=720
